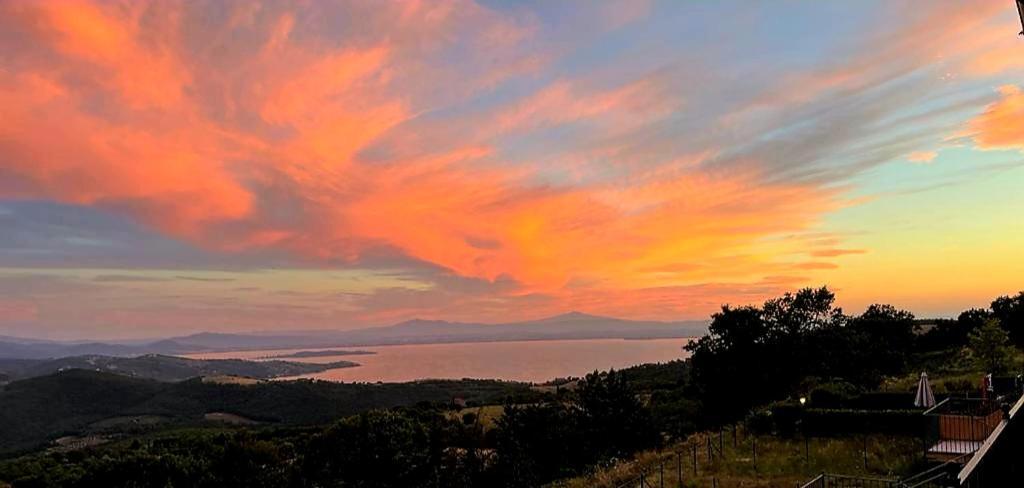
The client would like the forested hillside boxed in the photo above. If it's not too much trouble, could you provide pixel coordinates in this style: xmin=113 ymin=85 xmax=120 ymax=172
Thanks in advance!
xmin=0 ymin=369 xmax=530 ymax=454
xmin=0 ymin=354 xmax=358 ymax=383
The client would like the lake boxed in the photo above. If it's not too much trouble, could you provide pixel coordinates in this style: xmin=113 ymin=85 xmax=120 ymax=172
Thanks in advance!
xmin=185 ymin=338 xmax=692 ymax=383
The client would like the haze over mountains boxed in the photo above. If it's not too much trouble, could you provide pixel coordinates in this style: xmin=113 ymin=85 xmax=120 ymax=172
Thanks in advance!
xmin=0 ymin=313 xmax=706 ymax=359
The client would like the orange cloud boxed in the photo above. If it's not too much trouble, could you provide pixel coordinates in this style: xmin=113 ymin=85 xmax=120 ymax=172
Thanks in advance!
xmin=0 ymin=70 xmax=254 ymax=237
xmin=24 ymin=1 xmax=191 ymax=110
xmin=965 ymin=85 xmax=1024 ymax=151
xmin=810 ymin=249 xmax=866 ymax=258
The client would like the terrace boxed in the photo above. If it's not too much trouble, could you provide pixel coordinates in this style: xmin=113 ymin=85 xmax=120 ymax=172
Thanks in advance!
xmin=922 ymin=397 xmax=1004 ymax=462
xmin=800 ymin=390 xmax=1024 ymax=488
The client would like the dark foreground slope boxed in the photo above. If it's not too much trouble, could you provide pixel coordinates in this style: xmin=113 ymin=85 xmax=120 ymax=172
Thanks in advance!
xmin=0 ymin=369 xmax=529 ymax=454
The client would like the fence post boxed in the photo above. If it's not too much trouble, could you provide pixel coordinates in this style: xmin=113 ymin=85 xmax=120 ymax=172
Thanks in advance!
xmin=804 ymin=435 xmax=809 ymax=465
xmin=921 ymin=424 xmax=927 ymax=461
xmin=640 ymin=472 xmax=645 ymax=488
xmin=692 ymin=443 xmax=698 ymax=476
xmin=863 ymin=436 xmax=868 ymax=471
xmin=660 ymin=461 xmax=665 ymax=488
xmin=719 ymin=429 xmax=724 ymax=454
xmin=676 ymin=451 xmax=682 ymax=487
xmin=752 ymin=435 xmax=757 ymax=473
xmin=733 ymin=424 xmax=738 ymax=448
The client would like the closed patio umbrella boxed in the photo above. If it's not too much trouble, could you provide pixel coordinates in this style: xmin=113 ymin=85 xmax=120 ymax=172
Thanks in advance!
xmin=914 ymin=372 xmax=935 ymax=408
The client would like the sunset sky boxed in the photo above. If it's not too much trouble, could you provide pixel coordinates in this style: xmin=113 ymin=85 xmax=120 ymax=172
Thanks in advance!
xmin=1 ymin=0 xmax=1023 ymax=340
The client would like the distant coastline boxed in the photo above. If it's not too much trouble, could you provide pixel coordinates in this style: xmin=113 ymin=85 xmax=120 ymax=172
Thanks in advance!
xmin=260 ymin=349 xmax=377 ymax=359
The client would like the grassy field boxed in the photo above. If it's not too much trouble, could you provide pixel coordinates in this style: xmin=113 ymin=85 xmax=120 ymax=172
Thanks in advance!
xmin=551 ymin=428 xmax=923 ymax=488
xmin=885 ymin=347 xmax=1024 ymax=393
xmin=201 ymin=375 xmax=264 ymax=385
xmin=203 ymin=412 xmax=261 ymax=425
xmin=447 ymin=404 xmax=505 ymax=429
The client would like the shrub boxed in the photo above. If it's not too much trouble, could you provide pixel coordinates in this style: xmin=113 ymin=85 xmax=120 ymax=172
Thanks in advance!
xmin=942 ymin=378 xmax=975 ymax=394
xmin=744 ymin=408 xmax=774 ymax=435
xmin=808 ymin=381 xmax=861 ymax=408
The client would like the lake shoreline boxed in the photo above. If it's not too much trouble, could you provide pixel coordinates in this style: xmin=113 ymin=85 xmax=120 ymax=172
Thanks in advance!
xmin=184 ymin=338 xmax=693 ymax=384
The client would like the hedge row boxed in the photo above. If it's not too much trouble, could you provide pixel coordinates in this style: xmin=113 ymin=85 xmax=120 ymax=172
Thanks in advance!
xmin=766 ymin=404 xmax=925 ymax=436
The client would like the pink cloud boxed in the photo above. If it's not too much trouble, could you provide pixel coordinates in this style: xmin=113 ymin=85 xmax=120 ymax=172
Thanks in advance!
xmin=0 ymin=300 xmax=37 ymax=323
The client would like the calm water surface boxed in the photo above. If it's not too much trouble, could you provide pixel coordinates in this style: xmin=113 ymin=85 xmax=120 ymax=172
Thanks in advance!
xmin=185 ymin=338 xmax=691 ymax=383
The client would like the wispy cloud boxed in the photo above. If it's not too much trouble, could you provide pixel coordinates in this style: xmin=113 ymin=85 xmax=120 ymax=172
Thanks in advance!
xmin=907 ymin=151 xmax=938 ymax=164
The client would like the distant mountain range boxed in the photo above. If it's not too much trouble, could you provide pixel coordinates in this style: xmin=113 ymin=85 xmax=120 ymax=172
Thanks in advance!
xmin=0 ymin=312 xmax=707 ymax=359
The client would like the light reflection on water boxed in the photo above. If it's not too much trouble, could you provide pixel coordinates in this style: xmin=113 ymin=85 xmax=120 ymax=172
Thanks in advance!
xmin=184 ymin=338 xmax=691 ymax=383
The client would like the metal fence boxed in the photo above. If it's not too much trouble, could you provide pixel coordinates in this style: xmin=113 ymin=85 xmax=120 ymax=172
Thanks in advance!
xmin=611 ymin=428 xmax=895 ymax=488
xmin=611 ymin=447 xmax=696 ymax=488
xmin=612 ymin=429 xmax=734 ymax=488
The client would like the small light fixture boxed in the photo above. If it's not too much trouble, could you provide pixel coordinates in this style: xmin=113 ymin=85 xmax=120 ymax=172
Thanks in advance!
xmin=799 ymin=396 xmax=807 ymax=406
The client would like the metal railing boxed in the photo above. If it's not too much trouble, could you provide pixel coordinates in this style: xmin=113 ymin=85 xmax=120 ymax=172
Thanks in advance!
xmin=799 ymin=455 xmax=965 ymax=488
xmin=799 ymin=473 xmax=901 ymax=488
xmin=958 ymin=393 xmax=1024 ymax=487
xmin=922 ymin=398 xmax=1002 ymax=461
xmin=898 ymin=453 xmax=969 ymax=488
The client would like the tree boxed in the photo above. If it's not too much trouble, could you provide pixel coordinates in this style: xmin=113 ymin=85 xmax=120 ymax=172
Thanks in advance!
xmin=492 ymin=402 xmax=580 ymax=488
xmin=575 ymin=370 xmax=658 ymax=461
xmin=302 ymin=410 xmax=434 ymax=488
xmin=685 ymin=305 xmax=774 ymax=423
xmin=967 ymin=319 xmax=1015 ymax=374
xmin=919 ymin=309 xmax=992 ymax=351
xmin=991 ymin=292 xmax=1024 ymax=347
xmin=762 ymin=286 xmax=847 ymax=338
xmin=959 ymin=308 xmax=993 ymax=331
xmin=847 ymin=304 xmax=916 ymax=378
xmin=685 ymin=287 xmax=850 ymax=423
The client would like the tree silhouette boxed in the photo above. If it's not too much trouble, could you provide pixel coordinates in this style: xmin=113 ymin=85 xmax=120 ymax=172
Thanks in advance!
xmin=967 ymin=319 xmax=1015 ymax=374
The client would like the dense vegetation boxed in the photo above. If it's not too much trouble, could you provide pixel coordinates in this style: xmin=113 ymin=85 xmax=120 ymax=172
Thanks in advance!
xmin=0 ymin=370 xmax=530 ymax=455
xmin=1 ymin=288 xmax=1021 ymax=487
xmin=0 ymin=371 xmax=656 ymax=488
xmin=686 ymin=288 xmax=1024 ymax=425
